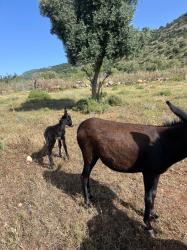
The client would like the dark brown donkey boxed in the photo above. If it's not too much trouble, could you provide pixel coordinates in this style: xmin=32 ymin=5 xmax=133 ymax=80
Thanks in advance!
xmin=77 ymin=101 xmax=187 ymax=236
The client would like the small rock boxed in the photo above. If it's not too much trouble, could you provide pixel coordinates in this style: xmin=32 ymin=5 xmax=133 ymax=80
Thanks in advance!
xmin=26 ymin=156 xmax=32 ymax=163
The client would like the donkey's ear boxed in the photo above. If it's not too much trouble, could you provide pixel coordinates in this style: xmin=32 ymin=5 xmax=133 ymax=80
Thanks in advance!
xmin=166 ymin=101 xmax=187 ymax=121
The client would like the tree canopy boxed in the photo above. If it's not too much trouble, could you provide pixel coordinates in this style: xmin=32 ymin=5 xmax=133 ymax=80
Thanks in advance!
xmin=40 ymin=0 xmax=137 ymax=98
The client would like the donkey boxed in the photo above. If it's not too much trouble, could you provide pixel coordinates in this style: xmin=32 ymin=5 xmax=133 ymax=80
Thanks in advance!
xmin=77 ymin=101 xmax=187 ymax=236
xmin=44 ymin=108 xmax=73 ymax=168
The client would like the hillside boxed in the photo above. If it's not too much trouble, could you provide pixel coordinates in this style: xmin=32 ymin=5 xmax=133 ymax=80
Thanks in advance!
xmin=141 ymin=13 xmax=187 ymax=64
xmin=21 ymin=13 xmax=187 ymax=80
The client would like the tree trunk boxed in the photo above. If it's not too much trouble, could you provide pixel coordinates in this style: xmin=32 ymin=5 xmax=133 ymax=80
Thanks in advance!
xmin=91 ymin=56 xmax=104 ymax=99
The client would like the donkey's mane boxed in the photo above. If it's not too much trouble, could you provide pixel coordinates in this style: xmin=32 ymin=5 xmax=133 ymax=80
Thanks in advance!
xmin=163 ymin=119 xmax=184 ymax=127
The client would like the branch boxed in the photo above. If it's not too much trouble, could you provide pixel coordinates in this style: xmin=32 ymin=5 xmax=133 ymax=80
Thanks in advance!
xmin=100 ymin=71 xmax=112 ymax=88
xmin=82 ymin=67 xmax=93 ymax=82
xmin=97 ymin=71 xmax=112 ymax=98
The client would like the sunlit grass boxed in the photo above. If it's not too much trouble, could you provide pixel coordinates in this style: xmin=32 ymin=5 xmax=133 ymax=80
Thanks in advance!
xmin=0 ymin=80 xmax=187 ymax=249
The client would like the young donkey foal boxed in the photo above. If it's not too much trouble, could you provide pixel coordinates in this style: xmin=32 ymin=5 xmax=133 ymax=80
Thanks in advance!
xmin=77 ymin=101 xmax=187 ymax=236
xmin=44 ymin=108 xmax=73 ymax=168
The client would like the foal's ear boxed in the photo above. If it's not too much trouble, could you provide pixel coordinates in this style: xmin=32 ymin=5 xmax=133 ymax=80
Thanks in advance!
xmin=64 ymin=107 xmax=68 ymax=116
xmin=166 ymin=101 xmax=187 ymax=122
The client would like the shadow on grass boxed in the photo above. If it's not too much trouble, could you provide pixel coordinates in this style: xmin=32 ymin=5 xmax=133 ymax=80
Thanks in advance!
xmin=43 ymin=168 xmax=187 ymax=250
xmin=16 ymin=98 xmax=76 ymax=111
xmin=31 ymin=144 xmax=49 ymax=168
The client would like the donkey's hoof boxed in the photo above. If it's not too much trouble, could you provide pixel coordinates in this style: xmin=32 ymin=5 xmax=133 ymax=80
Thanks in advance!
xmin=84 ymin=201 xmax=92 ymax=209
xmin=66 ymin=156 xmax=70 ymax=161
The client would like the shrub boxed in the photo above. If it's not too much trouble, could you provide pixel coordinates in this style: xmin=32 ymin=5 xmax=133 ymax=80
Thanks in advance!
xmin=135 ymin=85 xmax=144 ymax=90
xmin=171 ymin=74 xmax=185 ymax=81
xmin=18 ymin=90 xmax=52 ymax=110
xmin=172 ymin=46 xmax=180 ymax=54
xmin=28 ymin=90 xmax=51 ymax=101
xmin=107 ymin=95 xmax=123 ymax=106
xmin=38 ymin=70 xmax=58 ymax=79
xmin=116 ymin=60 xmax=139 ymax=73
xmin=157 ymin=90 xmax=171 ymax=96
xmin=76 ymin=98 xmax=109 ymax=114
xmin=76 ymin=99 xmax=89 ymax=113
xmin=0 ymin=141 xmax=4 ymax=151
xmin=144 ymin=62 xmax=158 ymax=71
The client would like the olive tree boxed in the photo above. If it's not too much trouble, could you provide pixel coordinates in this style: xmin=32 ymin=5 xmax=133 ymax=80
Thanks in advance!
xmin=40 ymin=0 xmax=137 ymax=98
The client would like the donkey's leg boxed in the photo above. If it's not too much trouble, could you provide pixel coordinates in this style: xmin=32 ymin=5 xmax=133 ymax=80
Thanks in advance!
xmin=150 ymin=174 xmax=160 ymax=220
xmin=62 ymin=137 xmax=69 ymax=160
xmin=81 ymin=155 xmax=98 ymax=207
xmin=58 ymin=139 xmax=62 ymax=157
xmin=143 ymin=173 xmax=160 ymax=236
xmin=86 ymin=157 xmax=98 ymax=200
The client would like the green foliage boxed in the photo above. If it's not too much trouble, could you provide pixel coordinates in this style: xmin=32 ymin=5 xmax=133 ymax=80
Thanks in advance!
xmin=21 ymin=90 xmax=52 ymax=110
xmin=38 ymin=71 xmax=58 ymax=79
xmin=171 ymin=74 xmax=185 ymax=81
xmin=28 ymin=90 xmax=51 ymax=101
xmin=116 ymin=60 xmax=139 ymax=73
xmin=40 ymin=0 xmax=137 ymax=98
xmin=40 ymin=0 xmax=137 ymax=64
xmin=156 ymin=90 xmax=171 ymax=96
xmin=75 ymin=93 xmax=123 ymax=114
xmin=107 ymin=95 xmax=123 ymax=106
xmin=22 ymin=64 xmax=82 ymax=80
xmin=75 ymin=98 xmax=109 ymax=114
xmin=0 ymin=140 xmax=4 ymax=151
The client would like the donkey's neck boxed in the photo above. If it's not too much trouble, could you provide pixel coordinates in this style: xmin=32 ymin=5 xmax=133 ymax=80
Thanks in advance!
xmin=161 ymin=125 xmax=187 ymax=166
xmin=59 ymin=120 xmax=66 ymax=130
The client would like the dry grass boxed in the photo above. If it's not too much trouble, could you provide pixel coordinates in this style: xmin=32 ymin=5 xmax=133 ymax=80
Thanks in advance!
xmin=1 ymin=67 xmax=187 ymax=95
xmin=0 ymin=80 xmax=187 ymax=249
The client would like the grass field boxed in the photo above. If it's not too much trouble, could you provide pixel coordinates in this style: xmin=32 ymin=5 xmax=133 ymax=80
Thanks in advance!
xmin=0 ymin=81 xmax=187 ymax=249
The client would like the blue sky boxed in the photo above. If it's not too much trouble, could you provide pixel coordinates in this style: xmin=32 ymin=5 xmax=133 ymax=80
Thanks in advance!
xmin=0 ymin=0 xmax=186 ymax=76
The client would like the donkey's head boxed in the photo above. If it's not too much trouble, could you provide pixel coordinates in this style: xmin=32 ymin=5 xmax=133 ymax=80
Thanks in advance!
xmin=166 ymin=101 xmax=187 ymax=122
xmin=60 ymin=107 xmax=73 ymax=127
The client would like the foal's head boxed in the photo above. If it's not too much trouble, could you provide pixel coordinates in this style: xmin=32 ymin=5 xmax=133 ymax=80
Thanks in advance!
xmin=60 ymin=107 xmax=73 ymax=127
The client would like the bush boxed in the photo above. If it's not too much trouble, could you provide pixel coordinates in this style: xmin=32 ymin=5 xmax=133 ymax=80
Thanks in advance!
xmin=107 ymin=95 xmax=123 ymax=106
xmin=116 ymin=60 xmax=139 ymax=73
xmin=144 ymin=62 xmax=158 ymax=71
xmin=28 ymin=90 xmax=51 ymax=101
xmin=171 ymin=74 xmax=185 ymax=81
xmin=0 ymin=141 xmax=4 ymax=151
xmin=20 ymin=90 xmax=52 ymax=110
xmin=76 ymin=98 xmax=109 ymax=114
xmin=157 ymin=90 xmax=171 ymax=96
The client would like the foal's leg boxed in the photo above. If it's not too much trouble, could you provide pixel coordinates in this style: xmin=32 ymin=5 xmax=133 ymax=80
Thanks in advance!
xmin=46 ymin=138 xmax=56 ymax=168
xmin=81 ymin=156 xmax=98 ymax=207
xmin=61 ymin=137 xmax=69 ymax=160
xmin=143 ymin=173 xmax=160 ymax=236
xmin=58 ymin=139 xmax=62 ymax=157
